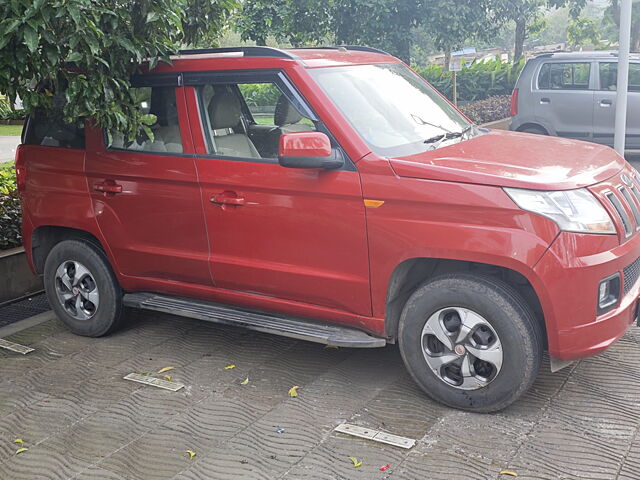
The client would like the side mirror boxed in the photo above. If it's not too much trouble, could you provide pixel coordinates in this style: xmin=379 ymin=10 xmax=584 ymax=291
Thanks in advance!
xmin=278 ymin=132 xmax=344 ymax=170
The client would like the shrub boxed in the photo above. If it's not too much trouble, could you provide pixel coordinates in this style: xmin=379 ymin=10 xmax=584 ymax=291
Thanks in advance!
xmin=238 ymin=83 xmax=281 ymax=107
xmin=414 ymin=57 xmax=525 ymax=103
xmin=459 ymin=95 xmax=511 ymax=124
xmin=0 ymin=165 xmax=21 ymax=250
xmin=0 ymin=98 xmax=26 ymax=121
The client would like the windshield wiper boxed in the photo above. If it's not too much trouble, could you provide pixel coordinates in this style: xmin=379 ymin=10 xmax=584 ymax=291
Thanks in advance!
xmin=424 ymin=124 xmax=475 ymax=149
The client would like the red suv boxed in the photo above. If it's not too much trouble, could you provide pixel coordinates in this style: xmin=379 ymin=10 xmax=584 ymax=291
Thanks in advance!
xmin=15 ymin=46 xmax=640 ymax=412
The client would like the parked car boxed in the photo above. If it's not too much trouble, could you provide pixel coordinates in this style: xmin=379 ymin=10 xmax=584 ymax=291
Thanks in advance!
xmin=16 ymin=46 xmax=640 ymax=412
xmin=510 ymin=51 xmax=640 ymax=148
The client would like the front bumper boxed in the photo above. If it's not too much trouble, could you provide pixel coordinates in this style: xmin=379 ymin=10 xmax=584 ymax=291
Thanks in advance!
xmin=534 ymin=231 xmax=640 ymax=361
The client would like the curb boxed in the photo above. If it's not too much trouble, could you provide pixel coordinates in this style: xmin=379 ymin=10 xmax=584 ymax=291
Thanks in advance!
xmin=0 ymin=310 xmax=55 ymax=338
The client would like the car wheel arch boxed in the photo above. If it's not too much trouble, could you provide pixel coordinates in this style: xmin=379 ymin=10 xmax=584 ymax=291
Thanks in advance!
xmin=384 ymin=257 xmax=547 ymax=346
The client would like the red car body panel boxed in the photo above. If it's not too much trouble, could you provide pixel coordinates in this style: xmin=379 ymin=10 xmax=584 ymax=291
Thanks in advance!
xmin=391 ymin=130 xmax=625 ymax=190
xmin=18 ymin=48 xmax=639 ymax=362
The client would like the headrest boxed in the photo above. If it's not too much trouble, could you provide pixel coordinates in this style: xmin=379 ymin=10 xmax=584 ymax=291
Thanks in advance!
xmin=208 ymin=92 xmax=241 ymax=129
xmin=274 ymin=94 xmax=302 ymax=127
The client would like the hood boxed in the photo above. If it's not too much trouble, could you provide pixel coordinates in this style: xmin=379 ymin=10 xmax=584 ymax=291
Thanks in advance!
xmin=389 ymin=130 xmax=625 ymax=190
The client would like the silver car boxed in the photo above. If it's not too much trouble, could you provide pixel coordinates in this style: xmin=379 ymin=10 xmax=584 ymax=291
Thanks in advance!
xmin=510 ymin=51 xmax=640 ymax=148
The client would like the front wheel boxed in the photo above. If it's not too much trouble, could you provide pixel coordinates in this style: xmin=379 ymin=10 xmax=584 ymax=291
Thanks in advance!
xmin=399 ymin=274 xmax=543 ymax=412
xmin=44 ymin=239 xmax=123 ymax=337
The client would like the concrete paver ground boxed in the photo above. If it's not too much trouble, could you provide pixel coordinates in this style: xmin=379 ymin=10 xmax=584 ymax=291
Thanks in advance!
xmin=0 ymin=309 xmax=639 ymax=479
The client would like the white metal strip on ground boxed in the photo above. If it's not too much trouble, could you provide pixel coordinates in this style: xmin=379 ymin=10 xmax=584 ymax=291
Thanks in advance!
xmin=123 ymin=373 xmax=185 ymax=392
xmin=334 ymin=423 xmax=416 ymax=449
xmin=0 ymin=338 xmax=35 ymax=354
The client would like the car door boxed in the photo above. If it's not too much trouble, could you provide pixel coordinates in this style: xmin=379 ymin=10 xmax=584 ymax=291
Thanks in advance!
xmin=185 ymin=70 xmax=371 ymax=316
xmin=534 ymin=61 xmax=594 ymax=140
xmin=593 ymin=61 xmax=640 ymax=148
xmin=85 ymin=82 xmax=211 ymax=285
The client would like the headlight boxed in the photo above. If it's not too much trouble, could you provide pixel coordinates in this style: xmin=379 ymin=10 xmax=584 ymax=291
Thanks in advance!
xmin=504 ymin=187 xmax=616 ymax=234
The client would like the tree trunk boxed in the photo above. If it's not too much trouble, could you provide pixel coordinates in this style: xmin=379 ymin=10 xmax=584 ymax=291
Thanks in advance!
xmin=443 ymin=48 xmax=451 ymax=72
xmin=632 ymin=17 xmax=640 ymax=51
xmin=513 ymin=17 xmax=527 ymax=64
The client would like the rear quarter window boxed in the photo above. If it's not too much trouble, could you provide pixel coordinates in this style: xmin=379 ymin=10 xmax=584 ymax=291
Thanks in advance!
xmin=23 ymin=103 xmax=85 ymax=149
xmin=537 ymin=62 xmax=591 ymax=91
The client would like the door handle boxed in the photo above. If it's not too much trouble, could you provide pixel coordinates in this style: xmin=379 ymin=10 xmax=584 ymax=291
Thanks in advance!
xmin=94 ymin=181 xmax=123 ymax=194
xmin=540 ymin=98 xmax=551 ymax=104
xmin=600 ymin=99 xmax=613 ymax=107
xmin=210 ymin=191 xmax=245 ymax=206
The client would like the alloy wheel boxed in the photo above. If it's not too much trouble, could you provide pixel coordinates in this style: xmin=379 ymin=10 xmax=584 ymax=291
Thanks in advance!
xmin=421 ymin=307 xmax=503 ymax=390
xmin=54 ymin=260 xmax=100 ymax=320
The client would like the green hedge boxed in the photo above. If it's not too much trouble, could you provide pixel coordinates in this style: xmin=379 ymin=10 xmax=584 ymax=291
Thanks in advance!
xmin=0 ymin=165 xmax=21 ymax=250
xmin=413 ymin=57 xmax=525 ymax=103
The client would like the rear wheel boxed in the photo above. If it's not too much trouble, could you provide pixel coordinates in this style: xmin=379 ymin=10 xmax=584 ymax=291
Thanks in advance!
xmin=519 ymin=125 xmax=547 ymax=135
xmin=399 ymin=274 xmax=543 ymax=412
xmin=44 ymin=239 xmax=123 ymax=337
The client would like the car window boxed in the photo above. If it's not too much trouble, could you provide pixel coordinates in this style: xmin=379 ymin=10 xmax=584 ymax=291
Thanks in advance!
xmin=309 ymin=63 xmax=471 ymax=157
xmin=599 ymin=62 xmax=640 ymax=92
xmin=108 ymin=87 xmax=183 ymax=154
xmin=24 ymin=101 xmax=85 ymax=149
xmin=197 ymin=81 xmax=315 ymax=160
xmin=538 ymin=62 xmax=591 ymax=90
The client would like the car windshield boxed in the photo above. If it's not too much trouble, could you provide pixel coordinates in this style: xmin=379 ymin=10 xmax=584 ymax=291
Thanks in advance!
xmin=309 ymin=63 xmax=472 ymax=157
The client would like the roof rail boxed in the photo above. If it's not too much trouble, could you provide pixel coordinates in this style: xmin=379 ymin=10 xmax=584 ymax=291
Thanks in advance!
xmin=289 ymin=45 xmax=391 ymax=56
xmin=178 ymin=46 xmax=296 ymax=59
xmin=337 ymin=45 xmax=391 ymax=55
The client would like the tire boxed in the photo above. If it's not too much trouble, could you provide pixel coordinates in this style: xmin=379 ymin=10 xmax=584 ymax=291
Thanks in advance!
xmin=44 ymin=239 xmax=123 ymax=337
xmin=398 ymin=273 xmax=543 ymax=413
xmin=519 ymin=126 xmax=547 ymax=136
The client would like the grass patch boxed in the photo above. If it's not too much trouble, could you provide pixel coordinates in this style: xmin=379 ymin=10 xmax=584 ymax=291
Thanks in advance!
xmin=0 ymin=124 xmax=22 ymax=136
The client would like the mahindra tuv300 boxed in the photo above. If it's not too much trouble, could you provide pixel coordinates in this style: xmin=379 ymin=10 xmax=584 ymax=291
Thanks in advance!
xmin=16 ymin=46 xmax=640 ymax=412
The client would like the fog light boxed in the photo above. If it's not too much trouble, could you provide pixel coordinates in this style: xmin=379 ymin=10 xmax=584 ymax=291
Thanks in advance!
xmin=597 ymin=273 xmax=620 ymax=315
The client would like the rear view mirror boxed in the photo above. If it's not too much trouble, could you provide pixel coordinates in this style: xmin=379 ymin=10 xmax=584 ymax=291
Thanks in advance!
xmin=278 ymin=132 xmax=344 ymax=169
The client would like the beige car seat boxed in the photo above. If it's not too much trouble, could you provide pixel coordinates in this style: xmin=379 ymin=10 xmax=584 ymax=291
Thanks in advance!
xmin=274 ymin=95 xmax=313 ymax=133
xmin=208 ymin=92 xmax=260 ymax=158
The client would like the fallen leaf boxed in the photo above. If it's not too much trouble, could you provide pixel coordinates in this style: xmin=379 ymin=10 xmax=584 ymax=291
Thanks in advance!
xmin=240 ymin=377 xmax=249 ymax=385
xmin=224 ymin=364 xmax=236 ymax=370
xmin=157 ymin=366 xmax=176 ymax=374
xmin=185 ymin=449 xmax=196 ymax=460
xmin=288 ymin=385 xmax=300 ymax=398
xmin=13 ymin=439 xmax=25 ymax=445
xmin=140 ymin=372 xmax=150 ymax=376
xmin=379 ymin=464 xmax=390 ymax=471
xmin=15 ymin=448 xmax=28 ymax=455
xmin=499 ymin=472 xmax=518 ymax=477
xmin=348 ymin=456 xmax=363 ymax=468
xmin=163 ymin=375 xmax=173 ymax=381
xmin=324 ymin=345 xmax=339 ymax=350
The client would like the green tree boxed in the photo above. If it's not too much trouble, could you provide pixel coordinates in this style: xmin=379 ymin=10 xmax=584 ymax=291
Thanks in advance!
xmin=234 ymin=0 xmax=285 ymax=46
xmin=0 ymin=0 xmax=235 ymax=143
xmin=566 ymin=17 xmax=602 ymax=48
xmin=607 ymin=0 xmax=640 ymax=51
xmin=422 ymin=0 xmax=512 ymax=68
xmin=334 ymin=0 xmax=420 ymax=62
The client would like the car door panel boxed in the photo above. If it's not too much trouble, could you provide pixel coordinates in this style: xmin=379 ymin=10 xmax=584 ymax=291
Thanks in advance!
xmin=85 ymin=87 xmax=211 ymax=285
xmin=196 ymin=158 xmax=371 ymax=315
xmin=593 ymin=61 xmax=640 ymax=148
xmin=534 ymin=61 xmax=594 ymax=140
xmin=184 ymin=74 xmax=371 ymax=317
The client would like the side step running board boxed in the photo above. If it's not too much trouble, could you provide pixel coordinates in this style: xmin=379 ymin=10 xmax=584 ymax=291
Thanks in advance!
xmin=123 ymin=293 xmax=386 ymax=348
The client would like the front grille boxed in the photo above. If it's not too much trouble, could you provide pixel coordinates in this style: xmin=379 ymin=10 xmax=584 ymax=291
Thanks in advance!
xmin=623 ymin=256 xmax=640 ymax=296
xmin=606 ymin=191 xmax=633 ymax=236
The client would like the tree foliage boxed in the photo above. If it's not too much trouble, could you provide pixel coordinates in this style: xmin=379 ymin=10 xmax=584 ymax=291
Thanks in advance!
xmin=0 ymin=0 xmax=235 ymax=142
xmin=566 ymin=17 xmax=601 ymax=48
xmin=235 ymin=0 xmax=513 ymax=64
